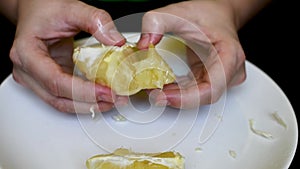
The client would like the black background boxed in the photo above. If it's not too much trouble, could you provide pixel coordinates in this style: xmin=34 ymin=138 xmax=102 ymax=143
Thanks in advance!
xmin=0 ymin=0 xmax=298 ymax=168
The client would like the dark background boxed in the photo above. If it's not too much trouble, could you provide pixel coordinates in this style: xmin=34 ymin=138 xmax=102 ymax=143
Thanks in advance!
xmin=0 ymin=0 xmax=298 ymax=168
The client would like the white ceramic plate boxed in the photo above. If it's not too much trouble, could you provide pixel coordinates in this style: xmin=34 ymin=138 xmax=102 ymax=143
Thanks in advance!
xmin=0 ymin=34 xmax=297 ymax=169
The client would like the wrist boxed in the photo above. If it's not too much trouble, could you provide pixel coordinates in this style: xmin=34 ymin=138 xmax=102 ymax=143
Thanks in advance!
xmin=216 ymin=0 xmax=272 ymax=29
xmin=217 ymin=0 xmax=240 ymax=30
xmin=189 ymin=0 xmax=239 ymax=31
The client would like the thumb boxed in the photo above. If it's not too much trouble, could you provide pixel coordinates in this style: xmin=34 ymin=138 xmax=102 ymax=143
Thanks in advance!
xmin=137 ymin=11 xmax=183 ymax=49
xmin=71 ymin=2 xmax=125 ymax=46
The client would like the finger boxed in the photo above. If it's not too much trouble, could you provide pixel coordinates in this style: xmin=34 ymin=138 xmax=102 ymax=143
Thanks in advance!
xmin=137 ymin=3 xmax=200 ymax=49
xmin=12 ymin=67 xmax=114 ymax=113
xmin=220 ymin=40 xmax=246 ymax=87
xmin=10 ymin=39 xmax=116 ymax=103
xmin=69 ymin=1 xmax=125 ymax=46
xmin=48 ymin=38 xmax=76 ymax=75
xmin=137 ymin=11 xmax=178 ymax=49
xmin=76 ymin=101 xmax=114 ymax=114
xmin=137 ymin=3 xmax=178 ymax=48
xmin=166 ymin=85 xmax=210 ymax=109
xmin=162 ymin=83 xmax=180 ymax=90
xmin=228 ymin=63 xmax=246 ymax=87
xmin=150 ymin=83 xmax=210 ymax=109
xmin=137 ymin=33 xmax=163 ymax=49
xmin=141 ymin=9 xmax=183 ymax=35
xmin=49 ymin=38 xmax=117 ymax=103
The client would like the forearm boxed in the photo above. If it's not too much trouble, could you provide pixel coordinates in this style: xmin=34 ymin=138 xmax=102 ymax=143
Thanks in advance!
xmin=0 ymin=0 xmax=18 ymax=24
xmin=217 ymin=0 xmax=272 ymax=29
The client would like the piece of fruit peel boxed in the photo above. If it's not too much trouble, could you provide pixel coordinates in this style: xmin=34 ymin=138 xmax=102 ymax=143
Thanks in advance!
xmin=271 ymin=111 xmax=287 ymax=129
xmin=73 ymin=43 xmax=175 ymax=96
xmin=249 ymin=119 xmax=273 ymax=139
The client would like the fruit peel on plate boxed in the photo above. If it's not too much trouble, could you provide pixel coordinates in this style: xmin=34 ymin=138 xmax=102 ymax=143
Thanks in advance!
xmin=86 ymin=148 xmax=185 ymax=169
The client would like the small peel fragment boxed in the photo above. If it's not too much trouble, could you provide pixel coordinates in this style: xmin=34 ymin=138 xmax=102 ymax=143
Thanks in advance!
xmin=271 ymin=111 xmax=287 ymax=129
xmin=89 ymin=105 xmax=96 ymax=119
xmin=194 ymin=147 xmax=203 ymax=152
xmin=249 ymin=119 xmax=273 ymax=139
xmin=229 ymin=150 xmax=237 ymax=159
xmin=112 ymin=114 xmax=127 ymax=122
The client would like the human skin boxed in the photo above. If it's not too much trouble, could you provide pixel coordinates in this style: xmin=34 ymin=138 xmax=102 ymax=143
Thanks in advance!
xmin=137 ymin=0 xmax=271 ymax=108
xmin=2 ymin=0 xmax=127 ymax=113
xmin=0 ymin=0 xmax=271 ymax=112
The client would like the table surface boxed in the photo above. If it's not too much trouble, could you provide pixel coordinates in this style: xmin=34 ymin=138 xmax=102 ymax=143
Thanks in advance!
xmin=0 ymin=1 xmax=298 ymax=168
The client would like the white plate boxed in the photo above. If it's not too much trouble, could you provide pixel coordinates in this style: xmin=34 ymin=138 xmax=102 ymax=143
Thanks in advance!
xmin=0 ymin=34 xmax=298 ymax=169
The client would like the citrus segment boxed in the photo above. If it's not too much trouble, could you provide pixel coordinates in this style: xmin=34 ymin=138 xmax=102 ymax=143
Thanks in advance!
xmin=73 ymin=43 xmax=175 ymax=95
xmin=86 ymin=148 xmax=185 ymax=169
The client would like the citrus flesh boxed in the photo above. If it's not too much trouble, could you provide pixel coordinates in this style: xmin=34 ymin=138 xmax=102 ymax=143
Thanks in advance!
xmin=73 ymin=43 xmax=175 ymax=95
xmin=86 ymin=148 xmax=185 ymax=169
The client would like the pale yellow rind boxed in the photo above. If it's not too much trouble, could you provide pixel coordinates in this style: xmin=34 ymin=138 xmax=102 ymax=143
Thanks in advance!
xmin=86 ymin=148 xmax=185 ymax=169
xmin=73 ymin=44 xmax=175 ymax=96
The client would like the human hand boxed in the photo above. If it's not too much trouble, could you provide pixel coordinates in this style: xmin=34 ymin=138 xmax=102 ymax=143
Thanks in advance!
xmin=9 ymin=0 xmax=126 ymax=113
xmin=138 ymin=1 xmax=246 ymax=109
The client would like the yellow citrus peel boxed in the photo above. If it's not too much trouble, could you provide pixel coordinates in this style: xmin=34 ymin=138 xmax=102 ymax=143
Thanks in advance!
xmin=73 ymin=43 xmax=175 ymax=95
xmin=86 ymin=148 xmax=185 ymax=169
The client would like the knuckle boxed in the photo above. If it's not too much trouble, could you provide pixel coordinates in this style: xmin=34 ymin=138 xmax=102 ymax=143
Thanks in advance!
xmin=9 ymin=44 xmax=22 ymax=67
xmin=196 ymin=83 xmax=222 ymax=105
xmin=87 ymin=9 xmax=112 ymax=34
xmin=98 ymin=102 xmax=114 ymax=113
xmin=10 ymin=66 xmax=29 ymax=88
xmin=11 ymin=69 xmax=22 ymax=84
xmin=210 ymin=87 xmax=225 ymax=104
xmin=210 ymin=94 xmax=220 ymax=104
xmin=49 ymin=98 xmax=72 ymax=113
xmin=233 ymin=56 xmax=247 ymax=86
xmin=238 ymin=71 xmax=247 ymax=84
xmin=143 ymin=11 xmax=157 ymax=21
xmin=93 ymin=9 xmax=111 ymax=24
xmin=47 ymin=78 xmax=60 ymax=97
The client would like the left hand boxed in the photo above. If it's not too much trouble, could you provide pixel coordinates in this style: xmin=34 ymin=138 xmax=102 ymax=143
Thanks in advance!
xmin=10 ymin=0 xmax=126 ymax=113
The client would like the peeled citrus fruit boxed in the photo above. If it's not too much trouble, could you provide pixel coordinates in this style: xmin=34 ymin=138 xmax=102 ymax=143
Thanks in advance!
xmin=73 ymin=43 xmax=175 ymax=95
xmin=86 ymin=148 xmax=185 ymax=169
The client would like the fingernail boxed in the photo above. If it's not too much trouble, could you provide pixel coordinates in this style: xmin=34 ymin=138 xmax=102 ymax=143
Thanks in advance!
xmin=97 ymin=95 xmax=113 ymax=102
xmin=115 ymin=96 xmax=128 ymax=107
xmin=137 ymin=33 xmax=150 ymax=49
xmin=148 ymin=89 xmax=169 ymax=107
xmin=109 ymin=29 xmax=125 ymax=46
xmin=155 ymin=99 xmax=169 ymax=107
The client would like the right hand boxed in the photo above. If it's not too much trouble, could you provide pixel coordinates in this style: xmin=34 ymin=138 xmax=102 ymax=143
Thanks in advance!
xmin=10 ymin=0 xmax=127 ymax=113
xmin=137 ymin=1 xmax=246 ymax=109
